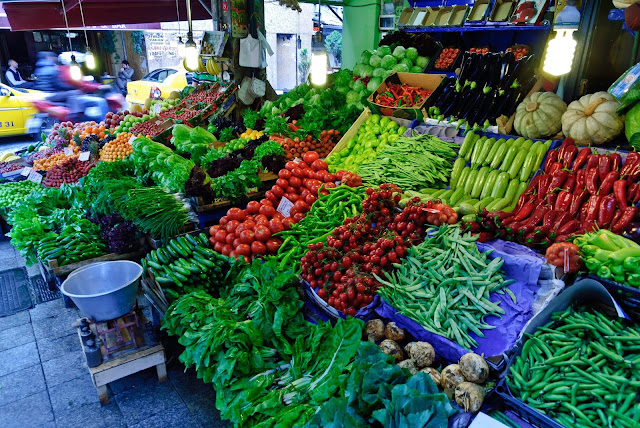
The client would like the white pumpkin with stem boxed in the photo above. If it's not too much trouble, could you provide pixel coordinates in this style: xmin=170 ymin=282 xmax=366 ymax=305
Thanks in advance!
xmin=514 ymin=92 xmax=567 ymax=139
xmin=561 ymin=91 xmax=624 ymax=146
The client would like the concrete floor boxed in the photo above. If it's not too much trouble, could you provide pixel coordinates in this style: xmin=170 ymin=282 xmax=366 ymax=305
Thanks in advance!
xmin=0 ymin=240 xmax=229 ymax=428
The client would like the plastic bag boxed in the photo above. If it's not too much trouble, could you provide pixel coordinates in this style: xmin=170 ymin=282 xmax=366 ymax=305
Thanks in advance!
xmin=239 ymin=35 xmax=260 ymax=68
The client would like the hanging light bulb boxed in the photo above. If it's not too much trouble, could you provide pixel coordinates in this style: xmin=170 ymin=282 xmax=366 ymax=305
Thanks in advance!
xmin=85 ymin=48 xmax=96 ymax=69
xmin=177 ymin=36 xmax=186 ymax=58
xmin=543 ymin=30 xmax=577 ymax=76
xmin=310 ymin=52 xmax=327 ymax=86
xmin=70 ymin=55 xmax=83 ymax=81
xmin=184 ymin=35 xmax=199 ymax=70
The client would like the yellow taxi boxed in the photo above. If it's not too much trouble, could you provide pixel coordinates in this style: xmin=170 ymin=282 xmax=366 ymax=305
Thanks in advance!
xmin=126 ymin=68 xmax=189 ymax=108
xmin=0 ymin=83 xmax=46 ymax=137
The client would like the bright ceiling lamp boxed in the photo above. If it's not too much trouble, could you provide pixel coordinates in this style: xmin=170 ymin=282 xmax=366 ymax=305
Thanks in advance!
xmin=184 ymin=0 xmax=199 ymax=70
xmin=78 ymin=0 xmax=95 ymax=69
xmin=61 ymin=0 xmax=83 ymax=80
xmin=543 ymin=0 xmax=580 ymax=77
xmin=310 ymin=52 xmax=327 ymax=85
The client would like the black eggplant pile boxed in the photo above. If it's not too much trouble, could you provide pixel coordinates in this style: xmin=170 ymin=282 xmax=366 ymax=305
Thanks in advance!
xmin=426 ymin=51 xmax=538 ymax=128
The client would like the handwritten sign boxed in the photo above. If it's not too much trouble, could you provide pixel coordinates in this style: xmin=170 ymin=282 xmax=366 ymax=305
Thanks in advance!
xmin=27 ymin=170 xmax=42 ymax=184
xmin=79 ymin=152 xmax=90 ymax=161
xmin=276 ymin=197 xmax=294 ymax=218
xmin=63 ymin=147 xmax=73 ymax=156
xmin=128 ymin=135 xmax=137 ymax=145
xmin=20 ymin=167 xmax=32 ymax=176
xmin=153 ymin=103 xmax=162 ymax=115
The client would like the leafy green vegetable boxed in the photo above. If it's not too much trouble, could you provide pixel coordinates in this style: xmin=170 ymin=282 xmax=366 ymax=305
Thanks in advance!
xmin=210 ymin=160 xmax=261 ymax=201
xmin=243 ymin=109 xmax=261 ymax=130
xmin=253 ymin=140 xmax=285 ymax=161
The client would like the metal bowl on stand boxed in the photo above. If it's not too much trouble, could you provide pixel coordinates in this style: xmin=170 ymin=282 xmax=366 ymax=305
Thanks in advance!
xmin=61 ymin=261 xmax=142 ymax=321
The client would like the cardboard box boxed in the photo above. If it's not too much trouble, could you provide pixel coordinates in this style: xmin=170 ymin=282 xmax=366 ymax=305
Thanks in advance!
xmin=434 ymin=7 xmax=453 ymax=26
xmin=466 ymin=0 xmax=490 ymax=23
xmin=396 ymin=8 xmax=414 ymax=27
xmin=448 ymin=5 xmax=469 ymax=26
xmin=367 ymin=72 xmax=446 ymax=120
xmin=489 ymin=0 xmax=515 ymax=22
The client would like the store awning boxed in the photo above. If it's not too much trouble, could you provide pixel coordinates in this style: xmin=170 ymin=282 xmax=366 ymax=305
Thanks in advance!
xmin=2 ymin=0 xmax=212 ymax=31
xmin=0 ymin=3 xmax=10 ymax=29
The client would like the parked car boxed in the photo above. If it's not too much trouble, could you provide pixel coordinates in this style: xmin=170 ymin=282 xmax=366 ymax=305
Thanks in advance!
xmin=0 ymin=83 xmax=47 ymax=137
xmin=126 ymin=68 xmax=190 ymax=108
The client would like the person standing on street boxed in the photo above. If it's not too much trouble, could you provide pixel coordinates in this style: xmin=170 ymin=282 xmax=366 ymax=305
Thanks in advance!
xmin=5 ymin=59 xmax=35 ymax=89
xmin=116 ymin=60 xmax=134 ymax=96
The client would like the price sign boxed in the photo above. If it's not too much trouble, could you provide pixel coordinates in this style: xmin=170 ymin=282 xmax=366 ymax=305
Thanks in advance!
xmin=20 ymin=167 xmax=32 ymax=176
xmin=276 ymin=197 xmax=294 ymax=218
xmin=563 ymin=247 xmax=569 ymax=274
xmin=153 ymin=103 xmax=162 ymax=115
xmin=128 ymin=135 xmax=137 ymax=145
xmin=27 ymin=170 xmax=42 ymax=184
xmin=63 ymin=147 xmax=73 ymax=156
xmin=78 ymin=152 xmax=90 ymax=161
xmin=221 ymin=0 xmax=229 ymax=11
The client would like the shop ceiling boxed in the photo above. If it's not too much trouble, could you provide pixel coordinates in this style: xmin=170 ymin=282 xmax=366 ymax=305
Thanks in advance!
xmin=2 ymin=0 xmax=213 ymax=31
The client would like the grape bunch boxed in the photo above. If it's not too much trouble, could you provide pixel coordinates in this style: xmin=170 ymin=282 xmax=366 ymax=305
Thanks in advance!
xmin=81 ymin=135 xmax=99 ymax=152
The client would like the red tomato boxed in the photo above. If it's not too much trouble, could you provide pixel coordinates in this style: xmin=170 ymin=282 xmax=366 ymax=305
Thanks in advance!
xmin=289 ymin=206 xmax=299 ymax=218
xmin=282 ymin=217 xmax=294 ymax=229
xmin=225 ymin=233 xmax=236 ymax=245
xmin=255 ymin=214 xmax=268 ymax=223
xmin=236 ymin=244 xmax=251 ymax=256
xmin=251 ymin=241 xmax=266 ymax=255
xmin=246 ymin=200 xmax=261 ymax=214
xmin=297 ymin=161 xmax=309 ymax=169
xmin=291 ymin=168 xmax=304 ymax=178
xmin=219 ymin=216 xmax=229 ymax=226
xmin=276 ymin=178 xmax=288 ymax=189
xmin=268 ymin=219 xmax=284 ymax=234
xmin=243 ymin=220 xmax=256 ymax=231
xmin=273 ymin=211 xmax=284 ymax=220
xmin=294 ymin=200 xmax=309 ymax=213
xmin=289 ymin=176 xmax=302 ymax=188
xmin=259 ymin=204 xmax=276 ymax=218
xmin=293 ymin=212 xmax=305 ymax=223
xmin=335 ymin=170 xmax=345 ymax=181
xmin=325 ymin=182 xmax=337 ymax=189
xmin=304 ymin=194 xmax=317 ymax=206
xmin=221 ymin=244 xmax=232 ymax=256
xmin=265 ymin=190 xmax=277 ymax=203
xmin=239 ymin=229 xmax=255 ymax=244
xmin=214 ymin=242 xmax=224 ymax=252
xmin=229 ymin=251 xmax=236 ymax=258
xmin=214 ymin=230 xmax=227 ymax=243
xmin=225 ymin=220 xmax=240 ymax=234
xmin=209 ymin=225 xmax=219 ymax=236
xmin=279 ymin=169 xmax=292 ymax=179
xmin=254 ymin=225 xmax=271 ymax=242
xmin=323 ymin=174 xmax=335 ymax=183
xmin=233 ymin=238 xmax=242 ymax=248
xmin=284 ymin=186 xmax=296 ymax=194
xmin=271 ymin=186 xmax=285 ymax=198
xmin=285 ymin=193 xmax=300 ymax=202
xmin=235 ymin=223 xmax=248 ymax=234
xmin=209 ymin=236 xmax=216 ymax=246
xmin=302 ymin=151 xmax=319 ymax=164
xmin=227 ymin=207 xmax=245 ymax=221
xmin=303 ymin=169 xmax=312 ymax=178
xmin=285 ymin=161 xmax=297 ymax=171
xmin=265 ymin=239 xmax=281 ymax=253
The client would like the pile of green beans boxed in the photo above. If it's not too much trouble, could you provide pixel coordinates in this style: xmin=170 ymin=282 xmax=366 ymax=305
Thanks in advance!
xmin=377 ymin=225 xmax=514 ymax=349
xmin=357 ymin=135 xmax=458 ymax=191
xmin=507 ymin=307 xmax=640 ymax=428
xmin=275 ymin=186 xmax=366 ymax=272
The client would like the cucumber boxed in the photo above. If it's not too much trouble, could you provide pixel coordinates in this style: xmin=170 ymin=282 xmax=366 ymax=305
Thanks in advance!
xmin=438 ymin=189 xmax=454 ymax=204
xmin=490 ymin=142 xmax=509 ymax=170
xmin=486 ymin=197 xmax=511 ymax=211
xmin=147 ymin=250 xmax=159 ymax=264
xmin=170 ymin=240 xmax=189 ymax=258
xmin=155 ymin=276 xmax=174 ymax=285
xmin=519 ymin=139 xmax=533 ymax=152
xmin=480 ymin=170 xmax=500 ymax=200
xmin=449 ymin=158 xmax=466 ymax=190
xmin=478 ymin=196 xmax=495 ymax=209
xmin=171 ymin=265 xmax=191 ymax=277
xmin=499 ymin=145 xmax=519 ymax=172
xmin=476 ymin=138 xmax=496 ymax=168
xmin=147 ymin=260 xmax=163 ymax=271
xmin=459 ymin=202 xmax=478 ymax=216
xmin=461 ymin=214 xmax=478 ymax=223
xmin=198 ymin=233 xmax=209 ymax=246
xmin=471 ymin=167 xmax=490 ymax=199
xmin=459 ymin=131 xmax=478 ymax=159
xmin=453 ymin=167 xmax=471 ymax=192
xmin=470 ymin=137 xmax=486 ymax=167
xmin=504 ymin=179 xmax=521 ymax=203
xmin=507 ymin=149 xmax=527 ymax=179
xmin=464 ymin=169 xmax=478 ymax=196
xmin=185 ymin=234 xmax=199 ymax=247
xmin=449 ymin=188 xmax=465 ymax=206
xmin=430 ymin=189 xmax=447 ymax=199
xmin=156 ymin=248 xmax=170 ymax=265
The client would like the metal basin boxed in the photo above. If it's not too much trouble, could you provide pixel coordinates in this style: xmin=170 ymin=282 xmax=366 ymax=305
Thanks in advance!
xmin=61 ymin=261 xmax=142 ymax=321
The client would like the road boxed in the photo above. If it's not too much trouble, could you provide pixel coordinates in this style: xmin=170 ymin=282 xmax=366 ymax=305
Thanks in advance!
xmin=0 ymin=135 xmax=39 ymax=154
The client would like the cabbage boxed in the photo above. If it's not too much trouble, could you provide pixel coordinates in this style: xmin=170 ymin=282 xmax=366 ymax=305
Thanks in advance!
xmin=400 ymin=58 xmax=413 ymax=69
xmin=367 ymin=77 xmax=382 ymax=92
xmin=381 ymin=55 xmax=398 ymax=70
xmin=405 ymin=47 xmax=419 ymax=62
xmin=373 ymin=68 xmax=387 ymax=78
xmin=393 ymin=63 xmax=410 ymax=73
xmin=361 ymin=65 xmax=374 ymax=78
xmin=625 ymin=102 xmax=640 ymax=141
xmin=353 ymin=63 xmax=364 ymax=77
xmin=360 ymin=50 xmax=373 ymax=65
xmin=392 ymin=46 xmax=406 ymax=60
xmin=369 ymin=55 xmax=382 ymax=68
xmin=336 ymin=84 xmax=350 ymax=94
xmin=346 ymin=90 xmax=360 ymax=105
xmin=410 ymin=66 xmax=423 ymax=73
xmin=416 ymin=56 xmax=429 ymax=69
xmin=377 ymin=45 xmax=392 ymax=58
xmin=353 ymin=79 xmax=366 ymax=92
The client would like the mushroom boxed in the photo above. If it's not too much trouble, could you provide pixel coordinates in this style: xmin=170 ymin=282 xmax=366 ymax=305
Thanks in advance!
xmin=385 ymin=322 xmax=406 ymax=341
xmin=459 ymin=352 xmax=489 ymax=384
xmin=420 ymin=367 xmax=441 ymax=386
xmin=379 ymin=339 xmax=404 ymax=362
xmin=455 ymin=382 xmax=486 ymax=413
xmin=364 ymin=319 xmax=385 ymax=343
xmin=440 ymin=364 xmax=466 ymax=389
xmin=397 ymin=359 xmax=418 ymax=375
xmin=406 ymin=341 xmax=435 ymax=368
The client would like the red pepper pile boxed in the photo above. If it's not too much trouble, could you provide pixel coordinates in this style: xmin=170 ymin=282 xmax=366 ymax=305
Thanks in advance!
xmin=374 ymin=83 xmax=433 ymax=108
xmin=301 ymin=185 xmax=457 ymax=315
xmin=471 ymin=138 xmax=640 ymax=249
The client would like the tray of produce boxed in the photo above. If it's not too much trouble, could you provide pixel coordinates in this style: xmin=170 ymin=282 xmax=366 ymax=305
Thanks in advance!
xmin=367 ymin=72 xmax=444 ymax=120
xmin=434 ymin=47 xmax=462 ymax=72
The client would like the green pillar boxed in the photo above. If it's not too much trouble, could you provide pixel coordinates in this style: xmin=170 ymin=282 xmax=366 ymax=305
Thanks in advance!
xmin=342 ymin=0 xmax=380 ymax=69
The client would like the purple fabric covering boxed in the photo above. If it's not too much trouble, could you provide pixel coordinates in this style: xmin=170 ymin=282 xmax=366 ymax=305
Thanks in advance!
xmin=376 ymin=239 xmax=543 ymax=361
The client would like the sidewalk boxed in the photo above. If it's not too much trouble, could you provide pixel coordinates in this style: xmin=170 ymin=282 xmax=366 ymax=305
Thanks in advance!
xmin=0 ymin=240 xmax=229 ymax=428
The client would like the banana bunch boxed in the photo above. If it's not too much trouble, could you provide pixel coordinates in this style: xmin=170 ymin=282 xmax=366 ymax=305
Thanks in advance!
xmin=205 ymin=58 xmax=221 ymax=75
xmin=0 ymin=152 xmax=20 ymax=162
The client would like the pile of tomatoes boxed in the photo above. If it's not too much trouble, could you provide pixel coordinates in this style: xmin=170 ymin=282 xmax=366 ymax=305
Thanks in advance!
xmin=43 ymin=157 xmax=96 ymax=188
xmin=271 ymin=130 xmax=340 ymax=161
xmin=208 ymin=151 xmax=337 ymax=261
xmin=434 ymin=47 xmax=461 ymax=71
xmin=505 ymin=44 xmax=530 ymax=61
xmin=301 ymin=185 xmax=446 ymax=315
xmin=469 ymin=47 xmax=490 ymax=55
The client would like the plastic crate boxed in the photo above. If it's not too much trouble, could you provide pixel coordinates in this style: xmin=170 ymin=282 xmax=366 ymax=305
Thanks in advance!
xmin=584 ymin=273 xmax=640 ymax=321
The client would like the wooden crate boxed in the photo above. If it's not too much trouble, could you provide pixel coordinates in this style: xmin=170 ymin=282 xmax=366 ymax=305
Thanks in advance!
xmin=77 ymin=311 xmax=166 ymax=405
xmin=47 ymin=248 xmax=147 ymax=277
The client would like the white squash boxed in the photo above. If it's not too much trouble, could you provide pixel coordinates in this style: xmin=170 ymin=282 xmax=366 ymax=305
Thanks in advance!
xmin=514 ymin=92 xmax=567 ymax=139
xmin=561 ymin=91 xmax=624 ymax=145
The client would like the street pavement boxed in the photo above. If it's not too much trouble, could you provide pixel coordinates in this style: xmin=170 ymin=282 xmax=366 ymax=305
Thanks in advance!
xmin=0 ymin=134 xmax=38 ymax=153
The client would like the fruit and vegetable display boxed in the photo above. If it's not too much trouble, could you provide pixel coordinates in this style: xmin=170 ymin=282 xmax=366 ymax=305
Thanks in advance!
xmin=434 ymin=47 xmax=461 ymax=71
xmin=372 ymin=83 xmax=433 ymax=108
xmin=426 ymin=51 xmax=537 ymax=128
xmin=325 ymin=114 xmax=407 ymax=173
xmin=33 ymin=147 xmax=80 ymax=171
xmin=143 ymin=233 xmax=233 ymax=301
xmin=507 ymin=307 xmax=640 ymax=427
xmin=99 ymin=132 xmax=135 ymax=162
xmin=114 ymin=111 xmax=148 ymax=134
xmin=0 ymin=180 xmax=41 ymax=214
xmin=130 ymin=119 xmax=167 ymax=137
xmin=42 ymin=157 xmax=97 ymax=188
xmin=473 ymin=138 xmax=639 ymax=249
xmin=575 ymin=229 xmax=640 ymax=287
xmin=0 ymin=162 xmax=24 ymax=174
xmin=271 ymin=129 xmax=340 ymax=161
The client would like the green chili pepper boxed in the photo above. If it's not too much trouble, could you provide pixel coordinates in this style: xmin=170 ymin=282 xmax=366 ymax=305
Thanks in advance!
xmin=611 ymin=247 xmax=640 ymax=264
xmin=623 ymin=256 xmax=640 ymax=272
xmin=584 ymin=257 xmax=601 ymax=272
xmin=626 ymin=273 xmax=640 ymax=287
xmin=597 ymin=265 xmax=612 ymax=279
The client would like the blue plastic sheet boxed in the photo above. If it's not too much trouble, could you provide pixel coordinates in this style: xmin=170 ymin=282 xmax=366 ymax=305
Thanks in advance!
xmin=376 ymin=239 xmax=544 ymax=361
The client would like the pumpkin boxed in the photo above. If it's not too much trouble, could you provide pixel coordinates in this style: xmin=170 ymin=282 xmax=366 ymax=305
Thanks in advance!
xmin=514 ymin=92 xmax=567 ymax=139
xmin=561 ymin=91 xmax=624 ymax=145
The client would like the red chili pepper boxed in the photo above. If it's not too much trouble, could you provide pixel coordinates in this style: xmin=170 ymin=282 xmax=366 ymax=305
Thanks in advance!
xmin=519 ymin=206 xmax=549 ymax=235
xmin=575 ymin=169 xmax=587 ymax=190
xmin=513 ymin=193 xmax=533 ymax=215
xmin=542 ymin=209 xmax=559 ymax=228
xmin=620 ymin=152 xmax=640 ymax=177
xmin=598 ymin=195 xmax=616 ymax=227
xmin=545 ymin=193 xmax=558 ymax=208
xmin=513 ymin=200 xmax=536 ymax=222
xmin=525 ymin=175 xmax=542 ymax=194
xmin=634 ymin=184 xmax=640 ymax=204
xmin=551 ymin=212 xmax=572 ymax=236
xmin=548 ymin=162 xmax=563 ymax=175
xmin=628 ymin=183 xmax=638 ymax=204
xmin=610 ymin=153 xmax=621 ymax=172
xmin=544 ymin=150 xmax=559 ymax=173
xmin=548 ymin=169 xmax=569 ymax=192
xmin=612 ymin=206 xmax=638 ymax=233
xmin=598 ymin=155 xmax=611 ymax=182
xmin=557 ymin=219 xmax=580 ymax=235
xmin=558 ymin=138 xmax=574 ymax=160
xmin=556 ymin=227 xmax=585 ymax=243
xmin=561 ymin=174 xmax=576 ymax=192
xmin=586 ymin=168 xmax=599 ymax=195
xmin=490 ymin=211 xmax=515 ymax=227
xmin=599 ymin=171 xmax=620 ymax=196
xmin=585 ymin=221 xmax=598 ymax=233
xmin=613 ymin=209 xmax=623 ymax=226
xmin=555 ymin=191 xmax=573 ymax=211
xmin=586 ymin=154 xmax=600 ymax=170
xmin=569 ymin=190 xmax=589 ymax=216
xmin=585 ymin=195 xmax=604 ymax=222
xmin=476 ymin=232 xmax=495 ymax=243
xmin=572 ymin=147 xmax=592 ymax=171
xmin=561 ymin=145 xmax=578 ymax=169
xmin=627 ymin=162 xmax=640 ymax=183
xmin=537 ymin=175 xmax=552 ymax=198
